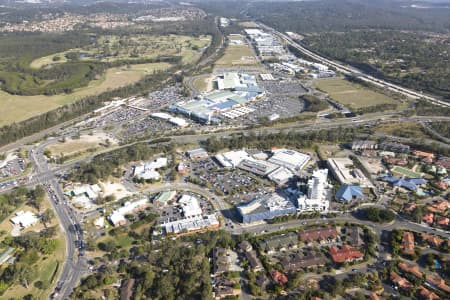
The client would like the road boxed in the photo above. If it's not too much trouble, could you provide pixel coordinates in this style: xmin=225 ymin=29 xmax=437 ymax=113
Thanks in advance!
xmin=29 ymin=141 xmax=87 ymax=299
xmin=257 ymin=23 xmax=450 ymax=108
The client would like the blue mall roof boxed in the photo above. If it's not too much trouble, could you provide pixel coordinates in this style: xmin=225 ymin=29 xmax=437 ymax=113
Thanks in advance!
xmin=335 ymin=185 xmax=364 ymax=202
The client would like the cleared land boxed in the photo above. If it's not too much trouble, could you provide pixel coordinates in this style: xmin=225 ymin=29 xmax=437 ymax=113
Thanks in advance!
xmin=391 ymin=166 xmax=422 ymax=178
xmin=313 ymin=78 xmax=397 ymax=109
xmin=215 ymin=43 xmax=259 ymax=68
xmin=0 ymin=62 xmax=170 ymax=126
xmin=46 ymin=132 xmax=117 ymax=157
xmin=192 ymin=74 xmax=214 ymax=92
xmin=238 ymin=21 xmax=259 ymax=28
xmin=374 ymin=122 xmax=430 ymax=139
xmin=30 ymin=35 xmax=211 ymax=69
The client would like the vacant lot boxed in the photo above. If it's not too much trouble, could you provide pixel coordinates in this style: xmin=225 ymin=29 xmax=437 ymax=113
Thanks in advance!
xmin=313 ymin=78 xmax=397 ymax=109
xmin=192 ymin=74 xmax=214 ymax=92
xmin=215 ymin=44 xmax=259 ymax=68
xmin=0 ymin=62 xmax=170 ymax=126
xmin=374 ymin=122 xmax=429 ymax=139
xmin=47 ymin=132 xmax=117 ymax=157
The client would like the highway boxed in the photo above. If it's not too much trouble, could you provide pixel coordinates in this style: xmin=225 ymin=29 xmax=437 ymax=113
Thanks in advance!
xmin=257 ymin=23 xmax=450 ymax=108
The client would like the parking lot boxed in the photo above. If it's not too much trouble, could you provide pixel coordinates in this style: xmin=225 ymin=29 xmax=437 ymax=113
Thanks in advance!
xmin=0 ymin=157 xmax=25 ymax=179
xmin=119 ymin=116 xmax=176 ymax=140
xmin=154 ymin=191 xmax=214 ymax=224
xmin=187 ymin=157 xmax=274 ymax=203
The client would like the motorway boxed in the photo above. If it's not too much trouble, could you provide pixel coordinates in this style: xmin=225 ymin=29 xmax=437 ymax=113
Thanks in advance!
xmin=257 ymin=23 xmax=450 ymax=108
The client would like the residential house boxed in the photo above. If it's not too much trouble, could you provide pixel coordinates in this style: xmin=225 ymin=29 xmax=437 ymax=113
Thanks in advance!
xmin=417 ymin=286 xmax=440 ymax=300
xmin=426 ymin=274 xmax=450 ymax=293
xmin=245 ymin=250 xmax=263 ymax=272
xmin=437 ymin=216 xmax=449 ymax=226
xmin=270 ymin=270 xmax=288 ymax=285
xmin=390 ymin=271 xmax=413 ymax=290
xmin=347 ymin=227 xmax=364 ymax=247
xmin=329 ymin=245 xmax=363 ymax=263
xmin=421 ymin=233 xmax=444 ymax=247
xmin=258 ymin=232 xmax=298 ymax=254
xmin=400 ymin=232 xmax=415 ymax=255
xmin=298 ymin=227 xmax=338 ymax=244
xmin=120 ymin=279 xmax=135 ymax=300
xmin=280 ymin=252 xmax=327 ymax=272
xmin=370 ymin=293 xmax=385 ymax=300
xmin=398 ymin=262 xmax=422 ymax=278
xmin=423 ymin=213 xmax=434 ymax=225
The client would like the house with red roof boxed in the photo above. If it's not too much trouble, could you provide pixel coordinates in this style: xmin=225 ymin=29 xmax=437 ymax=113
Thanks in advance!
xmin=423 ymin=212 xmax=434 ymax=225
xmin=417 ymin=286 xmax=440 ymax=300
xmin=421 ymin=233 xmax=444 ymax=247
xmin=400 ymin=232 xmax=415 ymax=255
xmin=329 ymin=245 xmax=363 ymax=263
xmin=270 ymin=270 xmax=288 ymax=285
xmin=390 ymin=271 xmax=413 ymax=290
xmin=426 ymin=274 xmax=450 ymax=293
xmin=398 ymin=262 xmax=422 ymax=278
xmin=437 ymin=216 xmax=449 ymax=226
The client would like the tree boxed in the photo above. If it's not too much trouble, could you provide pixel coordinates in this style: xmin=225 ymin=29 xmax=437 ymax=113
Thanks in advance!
xmin=40 ymin=208 xmax=54 ymax=228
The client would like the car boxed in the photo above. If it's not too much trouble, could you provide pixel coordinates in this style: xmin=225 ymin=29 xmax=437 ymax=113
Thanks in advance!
xmin=301 ymin=221 xmax=307 ymax=225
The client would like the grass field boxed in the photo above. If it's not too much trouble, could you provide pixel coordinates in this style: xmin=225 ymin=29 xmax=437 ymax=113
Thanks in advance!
xmin=391 ymin=166 xmax=422 ymax=178
xmin=47 ymin=132 xmax=117 ymax=157
xmin=192 ymin=74 xmax=214 ymax=92
xmin=0 ymin=62 xmax=170 ymax=126
xmin=313 ymin=78 xmax=397 ymax=109
xmin=239 ymin=21 xmax=259 ymax=28
xmin=215 ymin=43 xmax=259 ymax=68
xmin=374 ymin=122 xmax=430 ymax=139
xmin=30 ymin=34 xmax=210 ymax=69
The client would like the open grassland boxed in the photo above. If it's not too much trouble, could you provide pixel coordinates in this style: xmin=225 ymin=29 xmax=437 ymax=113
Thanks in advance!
xmin=214 ymin=44 xmax=260 ymax=68
xmin=0 ymin=62 xmax=170 ymax=126
xmin=374 ymin=122 xmax=430 ymax=139
xmin=192 ymin=74 xmax=214 ymax=92
xmin=313 ymin=78 xmax=397 ymax=109
xmin=29 ymin=34 xmax=211 ymax=69
xmin=46 ymin=132 xmax=117 ymax=157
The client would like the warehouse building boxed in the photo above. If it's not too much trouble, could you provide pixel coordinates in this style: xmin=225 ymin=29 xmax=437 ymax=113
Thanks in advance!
xmin=163 ymin=214 xmax=220 ymax=235
xmin=10 ymin=211 xmax=38 ymax=228
xmin=268 ymin=149 xmax=311 ymax=172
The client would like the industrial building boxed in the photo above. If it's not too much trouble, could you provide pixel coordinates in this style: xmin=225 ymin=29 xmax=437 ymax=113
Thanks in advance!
xmin=268 ymin=149 xmax=311 ymax=172
xmin=215 ymin=150 xmax=251 ymax=168
xmin=296 ymin=169 xmax=332 ymax=212
xmin=327 ymin=157 xmax=372 ymax=187
xmin=237 ymin=193 xmax=297 ymax=223
xmin=244 ymin=29 xmax=284 ymax=57
xmin=187 ymin=148 xmax=209 ymax=160
xmin=133 ymin=157 xmax=167 ymax=181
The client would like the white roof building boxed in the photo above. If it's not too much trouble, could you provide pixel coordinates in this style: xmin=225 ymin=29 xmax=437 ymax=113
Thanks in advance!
xmin=327 ymin=157 xmax=373 ymax=187
xmin=134 ymin=157 xmax=168 ymax=180
xmin=268 ymin=167 xmax=295 ymax=185
xmin=163 ymin=214 xmax=219 ymax=234
xmin=11 ymin=211 xmax=38 ymax=228
xmin=109 ymin=198 xmax=148 ymax=226
xmin=178 ymin=194 xmax=203 ymax=218
xmin=215 ymin=150 xmax=250 ymax=168
xmin=297 ymin=169 xmax=331 ymax=212
xmin=268 ymin=149 xmax=310 ymax=172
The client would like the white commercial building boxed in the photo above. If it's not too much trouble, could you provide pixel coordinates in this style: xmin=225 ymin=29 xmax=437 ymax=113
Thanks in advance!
xmin=327 ymin=157 xmax=372 ymax=187
xmin=267 ymin=166 xmax=295 ymax=186
xmin=178 ymin=194 xmax=203 ymax=218
xmin=10 ymin=211 xmax=39 ymax=228
xmin=215 ymin=150 xmax=250 ymax=168
xmin=163 ymin=214 xmax=219 ymax=234
xmin=268 ymin=149 xmax=310 ymax=172
xmin=109 ymin=198 xmax=148 ymax=227
xmin=297 ymin=169 xmax=331 ymax=212
xmin=134 ymin=157 xmax=168 ymax=181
